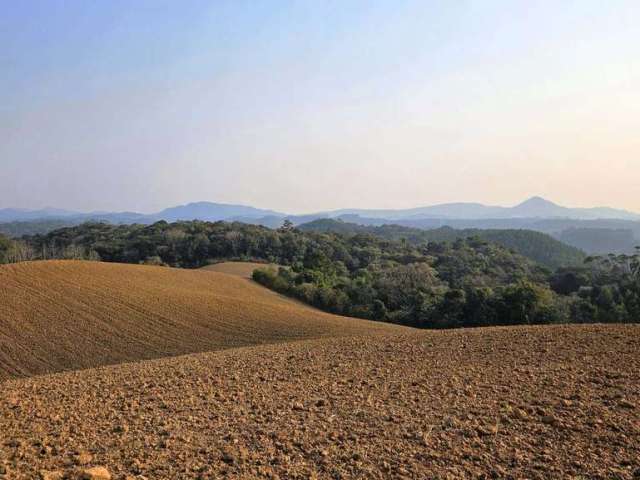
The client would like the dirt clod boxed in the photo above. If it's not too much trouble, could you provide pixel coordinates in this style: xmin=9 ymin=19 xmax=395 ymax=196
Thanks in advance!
xmin=73 ymin=452 xmax=93 ymax=466
xmin=79 ymin=467 xmax=111 ymax=480
xmin=39 ymin=471 xmax=63 ymax=480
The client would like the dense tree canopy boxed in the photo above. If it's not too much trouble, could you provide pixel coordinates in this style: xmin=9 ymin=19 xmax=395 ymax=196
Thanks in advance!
xmin=298 ymin=219 xmax=586 ymax=269
xmin=252 ymin=234 xmax=561 ymax=328
xmin=0 ymin=219 xmax=80 ymax=237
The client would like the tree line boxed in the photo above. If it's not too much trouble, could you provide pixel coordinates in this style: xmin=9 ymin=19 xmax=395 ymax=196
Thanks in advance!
xmin=1 ymin=220 xmax=638 ymax=329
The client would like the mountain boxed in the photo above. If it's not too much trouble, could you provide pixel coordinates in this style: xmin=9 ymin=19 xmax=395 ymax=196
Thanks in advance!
xmin=510 ymin=197 xmax=570 ymax=218
xmin=324 ymin=203 xmax=507 ymax=220
xmin=153 ymin=202 xmax=286 ymax=222
xmin=0 ymin=202 xmax=286 ymax=225
xmin=3 ymin=197 xmax=637 ymax=223
xmin=510 ymin=197 xmax=640 ymax=220
xmin=323 ymin=197 xmax=640 ymax=221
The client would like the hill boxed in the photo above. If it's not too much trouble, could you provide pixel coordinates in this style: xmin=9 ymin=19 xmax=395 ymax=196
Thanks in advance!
xmin=298 ymin=219 xmax=586 ymax=269
xmin=2 ymin=324 xmax=638 ymax=479
xmin=557 ymin=227 xmax=639 ymax=255
xmin=0 ymin=260 xmax=400 ymax=379
xmin=0 ymin=207 xmax=78 ymax=222
xmin=385 ymin=217 xmax=640 ymax=255
xmin=0 ymin=219 xmax=81 ymax=237
xmin=153 ymin=201 xmax=285 ymax=222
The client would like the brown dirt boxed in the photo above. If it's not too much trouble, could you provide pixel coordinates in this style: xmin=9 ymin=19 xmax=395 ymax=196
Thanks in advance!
xmin=1 ymin=324 xmax=639 ymax=479
xmin=200 ymin=262 xmax=280 ymax=279
xmin=0 ymin=260 xmax=400 ymax=380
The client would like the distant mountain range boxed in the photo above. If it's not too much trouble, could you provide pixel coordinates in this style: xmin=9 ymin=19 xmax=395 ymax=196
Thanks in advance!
xmin=321 ymin=197 xmax=640 ymax=221
xmin=0 ymin=202 xmax=284 ymax=224
xmin=2 ymin=197 xmax=639 ymax=224
xmin=2 ymin=197 xmax=639 ymax=254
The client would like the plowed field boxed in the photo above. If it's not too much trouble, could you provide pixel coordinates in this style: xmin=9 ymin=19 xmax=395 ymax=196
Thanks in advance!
xmin=1 ymin=261 xmax=638 ymax=479
xmin=0 ymin=260 xmax=400 ymax=379
xmin=1 ymin=324 xmax=638 ymax=479
xmin=201 ymin=262 xmax=279 ymax=278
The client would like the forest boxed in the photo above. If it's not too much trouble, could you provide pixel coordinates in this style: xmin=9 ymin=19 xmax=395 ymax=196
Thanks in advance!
xmin=298 ymin=218 xmax=586 ymax=269
xmin=1 ymin=220 xmax=638 ymax=329
xmin=0 ymin=219 xmax=79 ymax=237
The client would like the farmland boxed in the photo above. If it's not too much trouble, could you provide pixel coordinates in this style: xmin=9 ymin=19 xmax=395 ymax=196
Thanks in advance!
xmin=1 ymin=323 xmax=638 ymax=479
xmin=0 ymin=261 xmax=638 ymax=478
xmin=0 ymin=260 xmax=398 ymax=379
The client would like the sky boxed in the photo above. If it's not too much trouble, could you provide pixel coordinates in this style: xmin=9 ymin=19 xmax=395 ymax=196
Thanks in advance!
xmin=1 ymin=0 xmax=639 ymax=214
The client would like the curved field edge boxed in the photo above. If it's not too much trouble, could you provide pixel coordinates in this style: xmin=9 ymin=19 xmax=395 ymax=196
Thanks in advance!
xmin=200 ymin=261 xmax=280 ymax=278
xmin=0 ymin=260 xmax=404 ymax=380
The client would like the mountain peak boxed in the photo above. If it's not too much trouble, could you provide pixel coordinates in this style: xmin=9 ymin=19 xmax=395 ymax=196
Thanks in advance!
xmin=510 ymin=197 xmax=568 ymax=218
xmin=516 ymin=196 xmax=557 ymax=208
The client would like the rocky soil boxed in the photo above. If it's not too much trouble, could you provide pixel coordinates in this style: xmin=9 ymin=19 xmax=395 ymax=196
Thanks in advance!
xmin=1 ymin=324 xmax=638 ymax=479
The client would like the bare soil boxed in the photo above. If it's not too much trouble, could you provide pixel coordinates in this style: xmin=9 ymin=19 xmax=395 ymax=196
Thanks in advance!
xmin=0 ymin=261 xmax=399 ymax=380
xmin=200 ymin=262 xmax=280 ymax=279
xmin=1 ymin=324 xmax=638 ymax=479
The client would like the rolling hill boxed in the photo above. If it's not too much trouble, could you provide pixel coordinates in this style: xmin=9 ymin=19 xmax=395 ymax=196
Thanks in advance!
xmin=298 ymin=219 xmax=586 ymax=269
xmin=1 ymin=261 xmax=638 ymax=479
xmin=0 ymin=260 xmax=400 ymax=379
xmin=0 ymin=207 xmax=79 ymax=222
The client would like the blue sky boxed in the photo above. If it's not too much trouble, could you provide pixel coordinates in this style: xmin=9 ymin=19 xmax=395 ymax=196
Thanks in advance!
xmin=1 ymin=1 xmax=639 ymax=213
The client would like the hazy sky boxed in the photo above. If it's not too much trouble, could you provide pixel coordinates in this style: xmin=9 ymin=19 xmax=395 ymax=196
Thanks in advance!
xmin=2 ymin=1 xmax=639 ymax=214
